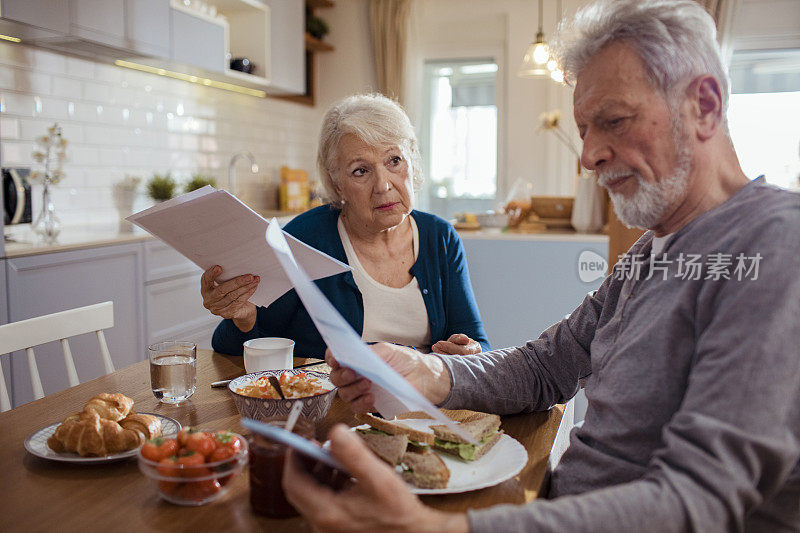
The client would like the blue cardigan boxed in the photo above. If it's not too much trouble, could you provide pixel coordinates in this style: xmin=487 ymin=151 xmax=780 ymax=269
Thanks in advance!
xmin=211 ymin=205 xmax=490 ymax=357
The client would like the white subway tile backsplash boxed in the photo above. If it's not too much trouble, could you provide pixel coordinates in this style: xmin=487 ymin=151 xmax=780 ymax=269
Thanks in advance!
xmin=1 ymin=140 xmax=35 ymax=164
xmin=51 ymin=76 xmax=82 ymax=100
xmin=64 ymin=56 xmax=97 ymax=80
xmin=1 ymin=43 xmax=324 ymax=227
xmin=0 ymin=116 xmax=20 ymax=139
xmin=82 ymin=81 xmax=112 ymax=102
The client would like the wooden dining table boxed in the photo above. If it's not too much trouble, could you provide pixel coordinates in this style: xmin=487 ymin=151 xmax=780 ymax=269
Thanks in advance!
xmin=0 ymin=349 xmax=563 ymax=532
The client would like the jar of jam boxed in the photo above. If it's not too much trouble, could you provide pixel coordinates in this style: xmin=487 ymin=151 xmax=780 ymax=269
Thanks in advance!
xmin=248 ymin=418 xmax=314 ymax=518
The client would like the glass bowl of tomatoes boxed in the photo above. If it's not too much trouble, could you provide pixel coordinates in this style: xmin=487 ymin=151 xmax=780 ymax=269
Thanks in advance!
xmin=137 ymin=428 xmax=248 ymax=506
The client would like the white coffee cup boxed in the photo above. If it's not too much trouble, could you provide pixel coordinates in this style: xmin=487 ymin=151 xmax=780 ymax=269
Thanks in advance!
xmin=243 ymin=337 xmax=295 ymax=373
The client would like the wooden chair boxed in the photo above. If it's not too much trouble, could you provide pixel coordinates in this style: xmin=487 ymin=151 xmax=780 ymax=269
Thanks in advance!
xmin=0 ymin=301 xmax=115 ymax=412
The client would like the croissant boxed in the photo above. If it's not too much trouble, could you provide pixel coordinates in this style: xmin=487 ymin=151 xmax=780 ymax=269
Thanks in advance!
xmin=119 ymin=413 xmax=162 ymax=441
xmin=47 ymin=411 xmax=144 ymax=456
xmin=83 ymin=393 xmax=134 ymax=422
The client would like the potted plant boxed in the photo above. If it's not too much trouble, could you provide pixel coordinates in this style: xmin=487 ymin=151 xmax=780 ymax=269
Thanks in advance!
xmin=184 ymin=174 xmax=217 ymax=193
xmin=113 ymin=175 xmax=141 ymax=232
xmin=147 ymin=173 xmax=177 ymax=202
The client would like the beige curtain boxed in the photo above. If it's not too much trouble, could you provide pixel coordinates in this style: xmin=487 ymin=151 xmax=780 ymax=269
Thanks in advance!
xmin=369 ymin=0 xmax=411 ymax=104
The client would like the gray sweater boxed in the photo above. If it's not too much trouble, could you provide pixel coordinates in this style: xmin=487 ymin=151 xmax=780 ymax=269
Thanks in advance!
xmin=439 ymin=178 xmax=800 ymax=532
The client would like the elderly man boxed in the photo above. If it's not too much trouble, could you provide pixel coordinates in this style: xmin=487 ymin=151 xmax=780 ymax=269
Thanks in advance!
xmin=283 ymin=0 xmax=800 ymax=531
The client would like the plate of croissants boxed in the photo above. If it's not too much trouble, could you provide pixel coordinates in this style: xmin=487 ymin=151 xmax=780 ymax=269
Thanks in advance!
xmin=24 ymin=392 xmax=180 ymax=463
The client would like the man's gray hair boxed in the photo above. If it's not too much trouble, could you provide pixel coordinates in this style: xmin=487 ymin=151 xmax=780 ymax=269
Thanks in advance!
xmin=552 ymin=0 xmax=729 ymax=114
xmin=317 ymin=93 xmax=423 ymax=205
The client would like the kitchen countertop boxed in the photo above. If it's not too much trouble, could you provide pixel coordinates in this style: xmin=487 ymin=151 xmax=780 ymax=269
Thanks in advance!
xmin=457 ymin=227 xmax=609 ymax=243
xmin=3 ymin=223 xmax=154 ymax=258
xmin=3 ymin=211 xmax=301 ymax=259
xmin=3 ymin=220 xmax=608 ymax=259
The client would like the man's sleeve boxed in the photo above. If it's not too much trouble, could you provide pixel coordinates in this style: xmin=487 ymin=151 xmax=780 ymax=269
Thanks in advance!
xmin=467 ymin=222 xmax=800 ymax=531
xmin=436 ymin=272 xmax=609 ymax=414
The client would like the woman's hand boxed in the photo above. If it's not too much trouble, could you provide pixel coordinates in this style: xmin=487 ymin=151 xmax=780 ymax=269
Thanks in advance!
xmin=432 ymin=334 xmax=482 ymax=355
xmin=282 ymin=424 xmax=468 ymax=533
xmin=200 ymin=265 xmax=260 ymax=332
xmin=326 ymin=343 xmax=452 ymax=412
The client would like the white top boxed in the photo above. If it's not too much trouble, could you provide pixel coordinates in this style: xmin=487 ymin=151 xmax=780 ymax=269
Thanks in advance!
xmin=338 ymin=216 xmax=431 ymax=350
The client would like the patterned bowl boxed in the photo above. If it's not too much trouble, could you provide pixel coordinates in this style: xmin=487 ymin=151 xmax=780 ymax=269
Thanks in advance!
xmin=228 ymin=369 xmax=337 ymax=424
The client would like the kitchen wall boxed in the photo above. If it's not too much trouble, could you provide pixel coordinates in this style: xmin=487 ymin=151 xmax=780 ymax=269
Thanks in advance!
xmin=0 ymin=42 xmax=324 ymax=228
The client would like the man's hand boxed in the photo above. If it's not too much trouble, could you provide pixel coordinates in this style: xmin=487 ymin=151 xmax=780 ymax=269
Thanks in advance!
xmin=326 ymin=344 xmax=453 ymax=413
xmin=200 ymin=265 xmax=259 ymax=332
xmin=283 ymin=424 xmax=468 ymax=533
xmin=432 ymin=334 xmax=482 ymax=355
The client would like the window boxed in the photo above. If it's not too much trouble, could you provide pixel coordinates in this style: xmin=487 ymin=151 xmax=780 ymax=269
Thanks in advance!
xmin=420 ymin=59 xmax=498 ymax=218
xmin=727 ymin=50 xmax=800 ymax=190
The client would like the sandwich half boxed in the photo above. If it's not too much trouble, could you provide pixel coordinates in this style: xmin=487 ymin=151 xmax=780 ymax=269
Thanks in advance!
xmin=430 ymin=412 xmax=503 ymax=461
xmin=354 ymin=412 xmax=435 ymax=446
xmin=356 ymin=431 xmax=408 ymax=466
xmin=400 ymin=450 xmax=450 ymax=489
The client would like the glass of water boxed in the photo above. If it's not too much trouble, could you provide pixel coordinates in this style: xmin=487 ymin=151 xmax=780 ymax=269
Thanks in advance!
xmin=148 ymin=341 xmax=197 ymax=404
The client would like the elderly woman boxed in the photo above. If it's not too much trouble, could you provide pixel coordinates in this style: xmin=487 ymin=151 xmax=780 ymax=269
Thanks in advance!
xmin=202 ymin=93 xmax=489 ymax=357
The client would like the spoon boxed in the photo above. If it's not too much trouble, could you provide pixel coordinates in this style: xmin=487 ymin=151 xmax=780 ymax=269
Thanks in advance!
xmin=268 ymin=375 xmax=286 ymax=399
xmin=285 ymin=401 xmax=304 ymax=433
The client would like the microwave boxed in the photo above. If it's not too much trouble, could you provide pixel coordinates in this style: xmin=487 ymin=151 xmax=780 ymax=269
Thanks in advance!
xmin=3 ymin=167 xmax=33 ymax=225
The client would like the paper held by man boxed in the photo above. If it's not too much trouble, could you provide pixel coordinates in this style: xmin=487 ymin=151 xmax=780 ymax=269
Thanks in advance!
xmin=264 ymin=218 xmax=477 ymax=444
xmin=126 ymin=186 xmax=350 ymax=308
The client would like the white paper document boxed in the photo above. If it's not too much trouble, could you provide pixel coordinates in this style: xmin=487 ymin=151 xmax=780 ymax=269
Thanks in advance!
xmin=127 ymin=186 xmax=350 ymax=307
xmin=264 ymin=219 xmax=476 ymax=443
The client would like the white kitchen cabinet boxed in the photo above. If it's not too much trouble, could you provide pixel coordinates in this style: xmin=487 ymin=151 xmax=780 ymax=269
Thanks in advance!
xmin=0 ymin=259 xmax=10 ymax=405
xmin=124 ymin=0 xmax=171 ymax=57
xmin=143 ymin=240 xmax=217 ymax=348
xmin=171 ymin=6 xmax=227 ymax=73
xmin=5 ymin=243 xmax=146 ymax=408
xmin=0 ymin=0 xmax=70 ymax=34
xmin=70 ymin=0 xmax=126 ymax=49
xmin=260 ymin=0 xmax=304 ymax=94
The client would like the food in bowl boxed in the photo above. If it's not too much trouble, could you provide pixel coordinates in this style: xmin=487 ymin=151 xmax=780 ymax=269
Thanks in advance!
xmin=233 ymin=371 xmax=331 ymax=399
xmin=228 ymin=369 xmax=337 ymax=424
xmin=137 ymin=428 xmax=248 ymax=506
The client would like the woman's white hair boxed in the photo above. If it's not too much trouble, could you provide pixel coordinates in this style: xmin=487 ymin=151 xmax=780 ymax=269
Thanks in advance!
xmin=552 ymin=0 xmax=729 ymax=115
xmin=317 ymin=93 xmax=424 ymax=206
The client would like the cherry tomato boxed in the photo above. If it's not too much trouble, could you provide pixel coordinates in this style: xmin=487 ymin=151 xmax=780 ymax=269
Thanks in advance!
xmin=156 ymin=456 xmax=180 ymax=478
xmin=141 ymin=437 xmax=179 ymax=462
xmin=209 ymin=446 xmax=236 ymax=464
xmin=182 ymin=431 xmax=216 ymax=458
xmin=177 ymin=450 xmax=206 ymax=471
xmin=179 ymin=479 xmax=221 ymax=502
xmin=177 ymin=427 xmax=201 ymax=447
xmin=213 ymin=431 xmax=242 ymax=453
xmin=158 ymin=480 xmax=182 ymax=496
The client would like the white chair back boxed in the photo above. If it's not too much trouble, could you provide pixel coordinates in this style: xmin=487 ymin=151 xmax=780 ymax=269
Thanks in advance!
xmin=0 ymin=301 xmax=115 ymax=412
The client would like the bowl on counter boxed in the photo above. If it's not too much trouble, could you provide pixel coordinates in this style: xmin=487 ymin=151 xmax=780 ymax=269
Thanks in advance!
xmin=474 ymin=211 xmax=509 ymax=228
xmin=137 ymin=431 xmax=248 ymax=506
xmin=228 ymin=369 xmax=337 ymax=424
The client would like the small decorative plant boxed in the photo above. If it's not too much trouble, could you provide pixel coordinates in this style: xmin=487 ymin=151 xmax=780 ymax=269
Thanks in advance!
xmin=306 ymin=15 xmax=329 ymax=40
xmin=537 ymin=109 xmax=580 ymax=158
xmin=30 ymin=123 xmax=68 ymax=241
xmin=30 ymin=123 xmax=68 ymax=186
xmin=147 ymin=173 xmax=177 ymax=201
xmin=184 ymin=174 xmax=217 ymax=193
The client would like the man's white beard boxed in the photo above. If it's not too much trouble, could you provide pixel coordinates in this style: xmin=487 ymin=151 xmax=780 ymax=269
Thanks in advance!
xmin=598 ymin=126 xmax=692 ymax=230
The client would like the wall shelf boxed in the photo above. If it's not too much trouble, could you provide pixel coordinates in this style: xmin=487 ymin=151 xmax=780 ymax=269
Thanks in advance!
xmin=271 ymin=0 xmax=334 ymax=106
xmin=305 ymin=33 xmax=334 ymax=52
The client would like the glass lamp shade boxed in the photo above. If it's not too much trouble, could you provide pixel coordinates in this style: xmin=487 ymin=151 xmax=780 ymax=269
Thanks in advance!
xmin=518 ymin=29 xmax=550 ymax=78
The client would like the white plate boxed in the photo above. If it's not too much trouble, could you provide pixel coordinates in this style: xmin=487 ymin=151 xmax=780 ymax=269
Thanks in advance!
xmin=351 ymin=421 xmax=529 ymax=495
xmin=24 ymin=413 xmax=181 ymax=464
